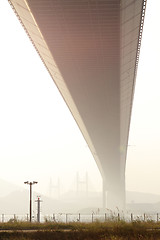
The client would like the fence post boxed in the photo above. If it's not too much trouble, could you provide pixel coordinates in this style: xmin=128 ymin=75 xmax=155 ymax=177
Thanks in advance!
xmin=66 ymin=214 xmax=68 ymax=223
xmin=157 ymin=213 xmax=159 ymax=222
xmin=92 ymin=213 xmax=94 ymax=223
xmin=14 ymin=214 xmax=16 ymax=221
xmin=144 ymin=213 xmax=146 ymax=221
xmin=53 ymin=214 xmax=55 ymax=222
xmin=78 ymin=213 xmax=80 ymax=222
xmin=131 ymin=213 xmax=133 ymax=222
xmin=105 ymin=213 xmax=107 ymax=221
xmin=118 ymin=213 xmax=120 ymax=221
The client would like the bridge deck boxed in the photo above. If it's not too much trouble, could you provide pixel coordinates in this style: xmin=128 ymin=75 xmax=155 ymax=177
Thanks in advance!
xmin=9 ymin=0 xmax=146 ymax=208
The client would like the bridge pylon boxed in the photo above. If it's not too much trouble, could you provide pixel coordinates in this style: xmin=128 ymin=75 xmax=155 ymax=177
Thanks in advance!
xmin=102 ymin=177 xmax=125 ymax=211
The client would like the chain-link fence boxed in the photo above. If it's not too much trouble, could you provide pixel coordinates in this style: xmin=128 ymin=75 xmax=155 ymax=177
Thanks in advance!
xmin=1 ymin=212 xmax=160 ymax=223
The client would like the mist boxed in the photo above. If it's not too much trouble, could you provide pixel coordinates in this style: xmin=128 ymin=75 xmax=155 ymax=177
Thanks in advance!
xmin=0 ymin=0 xmax=160 ymax=218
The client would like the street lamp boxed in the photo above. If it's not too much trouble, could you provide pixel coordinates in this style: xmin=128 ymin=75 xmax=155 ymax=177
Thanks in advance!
xmin=24 ymin=181 xmax=38 ymax=222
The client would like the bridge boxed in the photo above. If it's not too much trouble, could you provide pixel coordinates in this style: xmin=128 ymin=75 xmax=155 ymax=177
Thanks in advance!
xmin=9 ymin=0 xmax=147 ymax=209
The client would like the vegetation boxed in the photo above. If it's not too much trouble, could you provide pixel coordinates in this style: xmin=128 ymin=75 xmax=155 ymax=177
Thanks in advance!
xmin=1 ymin=220 xmax=160 ymax=239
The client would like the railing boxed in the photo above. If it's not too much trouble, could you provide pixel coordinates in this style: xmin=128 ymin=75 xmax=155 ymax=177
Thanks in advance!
xmin=1 ymin=213 xmax=160 ymax=223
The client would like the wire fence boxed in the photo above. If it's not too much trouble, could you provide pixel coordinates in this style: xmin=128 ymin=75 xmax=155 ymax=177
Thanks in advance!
xmin=1 ymin=212 xmax=160 ymax=223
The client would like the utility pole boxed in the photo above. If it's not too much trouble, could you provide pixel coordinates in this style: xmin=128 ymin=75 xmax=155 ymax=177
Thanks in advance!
xmin=35 ymin=196 xmax=42 ymax=222
xmin=24 ymin=181 xmax=38 ymax=222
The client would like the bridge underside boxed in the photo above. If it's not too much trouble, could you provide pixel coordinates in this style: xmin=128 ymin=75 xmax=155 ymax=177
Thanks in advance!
xmin=9 ymin=0 xmax=146 ymax=209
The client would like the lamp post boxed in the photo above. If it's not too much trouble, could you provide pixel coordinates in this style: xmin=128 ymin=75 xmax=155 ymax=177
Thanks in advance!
xmin=24 ymin=181 xmax=38 ymax=222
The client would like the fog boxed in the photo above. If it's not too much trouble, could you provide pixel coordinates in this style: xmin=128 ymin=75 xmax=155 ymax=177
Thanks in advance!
xmin=0 ymin=0 xmax=102 ymax=198
xmin=0 ymin=0 xmax=160 ymax=215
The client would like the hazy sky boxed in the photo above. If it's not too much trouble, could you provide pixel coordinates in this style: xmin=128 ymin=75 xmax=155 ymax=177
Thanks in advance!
xmin=0 ymin=0 xmax=160 ymax=197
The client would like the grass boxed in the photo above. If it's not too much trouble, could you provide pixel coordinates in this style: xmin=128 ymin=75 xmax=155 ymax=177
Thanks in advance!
xmin=1 ymin=220 xmax=160 ymax=239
